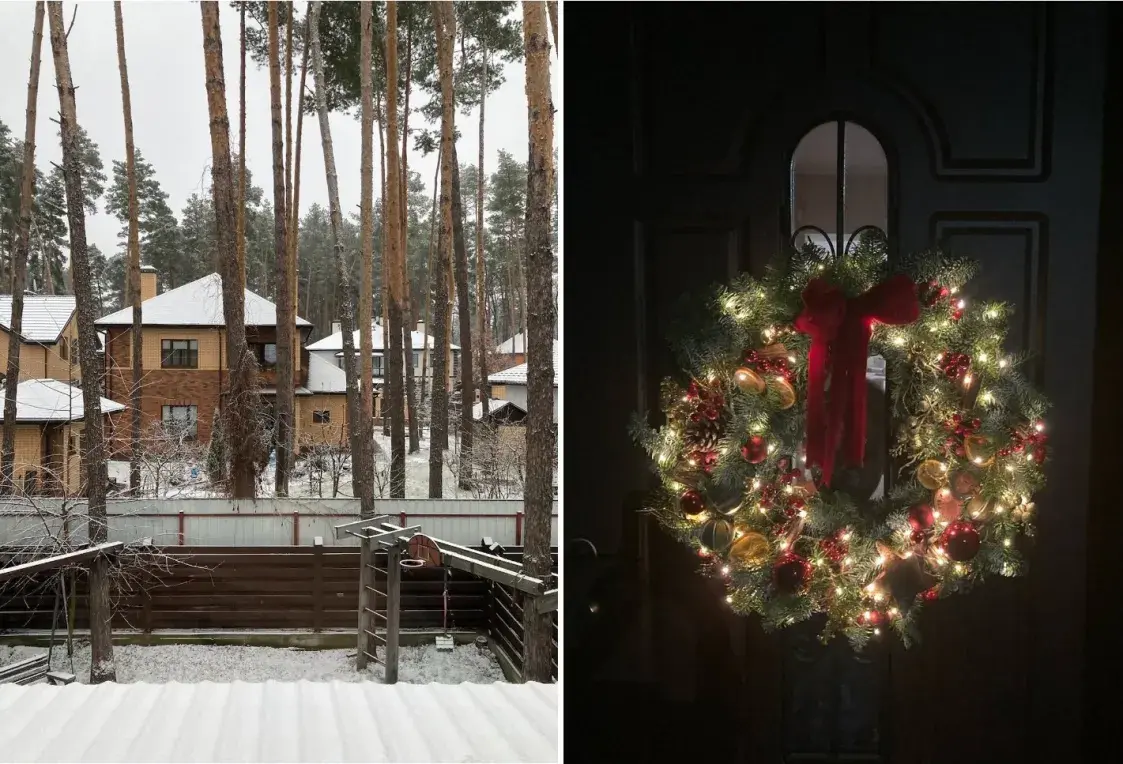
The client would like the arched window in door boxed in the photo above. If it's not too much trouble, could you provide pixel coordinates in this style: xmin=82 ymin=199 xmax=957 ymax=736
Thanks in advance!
xmin=790 ymin=121 xmax=888 ymax=258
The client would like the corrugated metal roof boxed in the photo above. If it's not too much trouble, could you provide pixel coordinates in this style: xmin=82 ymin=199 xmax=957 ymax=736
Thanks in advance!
xmin=0 ymin=379 xmax=126 ymax=422
xmin=0 ymin=680 xmax=557 ymax=763
xmin=95 ymin=274 xmax=312 ymax=328
xmin=0 ymin=296 xmax=75 ymax=343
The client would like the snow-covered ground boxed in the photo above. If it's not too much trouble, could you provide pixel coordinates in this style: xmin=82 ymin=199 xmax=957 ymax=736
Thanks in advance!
xmin=0 ymin=642 xmax=505 ymax=684
xmin=108 ymin=427 xmax=540 ymax=501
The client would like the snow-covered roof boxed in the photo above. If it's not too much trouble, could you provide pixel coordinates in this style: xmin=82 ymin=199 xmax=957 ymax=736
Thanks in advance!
xmin=95 ymin=273 xmax=312 ymax=328
xmin=0 ymin=379 xmax=126 ymax=422
xmin=472 ymin=398 xmax=525 ymax=421
xmin=496 ymin=332 xmax=526 ymax=354
xmin=306 ymin=352 xmax=348 ymax=394
xmin=0 ymin=295 xmax=75 ymax=343
xmin=307 ymin=322 xmax=458 ymax=352
xmin=0 ymin=680 xmax=558 ymax=762
xmin=488 ymin=341 xmax=559 ymax=386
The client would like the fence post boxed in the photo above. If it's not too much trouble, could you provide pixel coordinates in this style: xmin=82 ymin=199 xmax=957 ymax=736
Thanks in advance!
xmin=293 ymin=512 xmax=300 ymax=546
xmin=385 ymin=545 xmax=402 ymax=684
xmin=313 ymin=537 xmax=324 ymax=633
xmin=515 ymin=511 xmax=523 ymax=546
xmin=142 ymin=588 xmax=153 ymax=634
xmin=356 ymin=534 xmax=371 ymax=670
xmin=177 ymin=511 xmax=185 ymax=545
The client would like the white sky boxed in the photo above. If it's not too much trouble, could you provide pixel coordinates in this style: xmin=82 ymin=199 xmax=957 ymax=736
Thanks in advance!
xmin=0 ymin=1 xmax=558 ymax=261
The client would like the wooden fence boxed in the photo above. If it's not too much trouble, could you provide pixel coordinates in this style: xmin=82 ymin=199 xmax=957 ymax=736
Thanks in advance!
xmin=0 ymin=545 xmax=558 ymax=637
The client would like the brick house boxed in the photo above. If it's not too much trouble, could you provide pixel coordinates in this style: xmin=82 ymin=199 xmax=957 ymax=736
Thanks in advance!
xmin=0 ymin=295 xmax=81 ymax=384
xmin=96 ymin=267 xmax=348 ymax=454
xmin=0 ymin=378 xmax=125 ymax=496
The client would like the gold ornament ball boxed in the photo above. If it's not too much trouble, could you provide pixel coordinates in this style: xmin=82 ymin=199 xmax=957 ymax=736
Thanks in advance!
xmin=733 ymin=366 xmax=766 ymax=395
xmin=769 ymin=376 xmax=797 ymax=410
xmin=947 ymin=469 xmax=982 ymax=500
xmin=916 ymin=459 xmax=948 ymax=490
xmin=964 ymin=435 xmax=996 ymax=466
xmin=729 ymin=531 xmax=770 ymax=565
xmin=965 ymin=495 xmax=992 ymax=519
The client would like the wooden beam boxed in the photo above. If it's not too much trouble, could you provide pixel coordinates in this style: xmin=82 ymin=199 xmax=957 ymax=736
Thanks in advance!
xmin=536 ymin=588 xmax=558 ymax=613
xmin=333 ymin=515 xmax=390 ymax=540
xmin=0 ymin=542 xmax=123 ymax=583
xmin=438 ymin=548 xmax=546 ymax=595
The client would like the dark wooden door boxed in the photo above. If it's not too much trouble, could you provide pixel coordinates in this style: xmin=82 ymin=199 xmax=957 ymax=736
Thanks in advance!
xmin=565 ymin=3 xmax=1113 ymax=763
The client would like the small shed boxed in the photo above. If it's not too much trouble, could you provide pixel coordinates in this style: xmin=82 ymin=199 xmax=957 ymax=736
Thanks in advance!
xmin=0 ymin=679 xmax=557 ymax=762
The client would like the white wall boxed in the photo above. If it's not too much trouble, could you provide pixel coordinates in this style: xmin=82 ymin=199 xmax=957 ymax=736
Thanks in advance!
xmin=311 ymin=348 xmax=459 ymax=381
xmin=502 ymin=383 xmax=558 ymax=422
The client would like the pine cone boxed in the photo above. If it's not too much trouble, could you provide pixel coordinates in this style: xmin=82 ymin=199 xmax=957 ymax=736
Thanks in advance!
xmin=684 ymin=411 xmax=726 ymax=452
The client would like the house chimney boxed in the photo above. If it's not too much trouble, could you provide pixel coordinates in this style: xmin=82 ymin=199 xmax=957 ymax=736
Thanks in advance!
xmin=331 ymin=321 xmax=342 ymax=335
xmin=140 ymin=265 xmax=158 ymax=303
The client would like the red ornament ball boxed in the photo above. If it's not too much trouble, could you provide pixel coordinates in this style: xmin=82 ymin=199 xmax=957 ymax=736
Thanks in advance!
xmin=907 ymin=503 xmax=935 ymax=532
xmin=680 ymin=489 xmax=706 ymax=517
xmin=772 ymin=551 xmax=811 ymax=594
xmin=819 ymin=532 xmax=849 ymax=564
xmin=941 ymin=519 xmax=981 ymax=561
xmin=741 ymin=435 xmax=768 ymax=464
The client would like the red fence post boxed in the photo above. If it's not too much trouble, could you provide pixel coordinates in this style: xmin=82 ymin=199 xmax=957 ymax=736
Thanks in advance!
xmin=293 ymin=512 xmax=300 ymax=545
xmin=515 ymin=511 xmax=523 ymax=545
xmin=177 ymin=511 xmax=185 ymax=545
xmin=400 ymin=512 xmax=407 ymax=528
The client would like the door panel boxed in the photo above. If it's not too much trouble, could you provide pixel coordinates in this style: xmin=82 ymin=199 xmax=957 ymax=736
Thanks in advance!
xmin=627 ymin=4 xmax=1105 ymax=763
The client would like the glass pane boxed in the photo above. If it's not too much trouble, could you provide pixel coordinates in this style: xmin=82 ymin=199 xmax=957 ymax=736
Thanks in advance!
xmin=840 ymin=122 xmax=888 ymax=256
xmin=790 ymin=122 xmax=840 ymax=256
xmin=264 ymin=344 xmax=278 ymax=365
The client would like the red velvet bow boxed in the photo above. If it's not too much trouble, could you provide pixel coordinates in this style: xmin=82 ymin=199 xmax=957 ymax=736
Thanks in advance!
xmin=794 ymin=274 xmax=920 ymax=486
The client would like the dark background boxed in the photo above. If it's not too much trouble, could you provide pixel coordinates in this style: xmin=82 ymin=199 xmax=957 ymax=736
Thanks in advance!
xmin=562 ymin=3 xmax=1123 ymax=762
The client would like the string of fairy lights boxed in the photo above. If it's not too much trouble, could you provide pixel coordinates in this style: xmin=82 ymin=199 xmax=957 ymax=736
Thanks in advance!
xmin=634 ymin=242 xmax=1049 ymax=646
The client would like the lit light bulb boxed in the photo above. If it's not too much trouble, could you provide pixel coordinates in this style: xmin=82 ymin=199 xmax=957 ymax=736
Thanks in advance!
xmin=950 ymin=286 xmax=959 ymax=295
xmin=726 ymin=595 xmax=733 ymax=603
xmin=841 ymin=531 xmax=852 ymax=542
xmin=866 ymin=583 xmax=877 ymax=593
xmin=1035 ymin=421 xmax=1045 ymax=433
xmin=954 ymin=563 xmax=965 ymax=574
xmin=873 ymin=592 xmax=884 ymax=602
xmin=752 ymin=479 xmax=761 ymax=490
xmin=876 ymin=555 xmax=886 ymax=566
xmin=757 ymin=505 xmax=767 ymax=514
xmin=973 ymin=457 xmax=984 ymax=465
xmin=888 ymin=607 xmax=899 ymax=617
xmin=784 ymin=485 xmax=794 ymax=494
xmin=932 ymin=509 xmax=941 ymax=519
xmin=902 ymin=550 xmax=913 ymax=559
xmin=699 ymin=546 xmax=710 ymax=556
xmin=893 ymin=335 xmax=907 ymax=347
xmin=787 ymin=355 xmax=797 ymax=364
xmin=978 ymin=352 xmax=988 ymax=362
xmin=835 ymin=586 xmax=844 ymax=595
xmin=721 ymin=566 xmax=730 ymax=575
xmin=995 ymin=505 xmax=1005 ymax=514
xmin=962 ymin=373 xmax=973 ymax=387
xmin=779 ymin=541 xmax=789 ymax=551
xmin=1003 ymin=538 xmax=1012 ymax=548
xmin=797 ymin=509 xmax=808 ymax=518
xmin=956 ymin=299 xmax=966 ymax=310
xmin=843 ymin=556 xmax=853 ymax=566
xmin=767 ymin=443 xmax=777 ymax=453
xmin=873 ymin=628 xmax=881 ymax=636
xmin=980 ymin=391 xmax=994 ymax=405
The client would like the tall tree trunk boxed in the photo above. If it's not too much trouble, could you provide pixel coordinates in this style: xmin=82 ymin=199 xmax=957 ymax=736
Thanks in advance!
xmin=547 ymin=1 xmax=558 ymax=52
xmin=268 ymin=3 xmax=294 ymax=498
xmin=2 ymin=1 xmax=44 ymax=493
xmin=309 ymin=1 xmax=363 ymax=498
xmin=430 ymin=0 xmax=455 ymax=498
xmin=356 ymin=0 xmax=376 ymax=512
xmin=420 ymin=159 xmax=438 ymax=407
xmin=289 ymin=16 xmax=309 ymax=370
xmin=200 ymin=0 xmax=264 ymax=499
xmin=400 ymin=12 xmax=419 ymax=454
xmin=384 ymin=1 xmax=406 ymax=498
xmin=113 ymin=0 xmax=143 ymax=496
xmin=476 ymin=45 xmax=490 ymax=420
xmin=47 ymin=0 xmax=116 ymax=683
xmin=378 ymin=91 xmax=391 ymax=438
xmin=519 ymin=0 xmax=556 ymax=684
xmin=453 ymin=159 xmax=474 ymax=490
xmin=237 ymin=1 xmax=247 ymax=286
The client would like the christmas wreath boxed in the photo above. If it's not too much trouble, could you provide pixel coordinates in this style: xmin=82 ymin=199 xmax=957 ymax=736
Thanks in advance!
xmin=632 ymin=237 xmax=1049 ymax=647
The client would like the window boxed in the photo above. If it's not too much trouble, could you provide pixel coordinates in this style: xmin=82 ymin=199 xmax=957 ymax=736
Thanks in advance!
xmin=313 ymin=410 xmax=331 ymax=424
xmin=69 ymin=433 xmax=80 ymax=458
xmin=161 ymin=339 xmax=199 ymax=368
xmin=790 ymin=121 xmax=888 ymax=259
xmin=372 ymin=354 xmax=385 ymax=377
xmin=59 ymin=337 xmax=69 ymax=362
xmin=162 ymin=405 xmax=198 ymax=438
xmin=255 ymin=343 xmax=278 ymax=368
xmin=412 ymin=350 xmax=420 ymax=368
